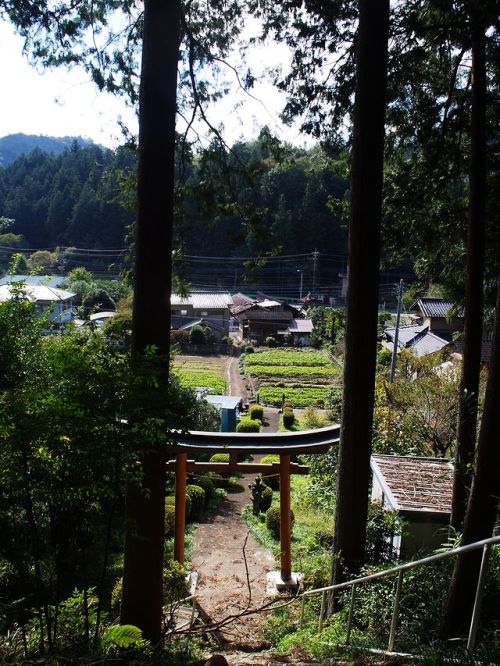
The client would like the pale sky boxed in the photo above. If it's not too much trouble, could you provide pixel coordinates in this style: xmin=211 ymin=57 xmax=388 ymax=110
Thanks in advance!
xmin=0 ymin=19 xmax=309 ymax=149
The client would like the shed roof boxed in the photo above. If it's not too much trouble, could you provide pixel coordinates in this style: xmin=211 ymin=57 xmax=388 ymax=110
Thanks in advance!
xmin=204 ymin=394 xmax=242 ymax=410
xmin=0 ymin=274 xmax=65 ymax=287
xmin=288 ymin=318 xmax=314 ymax=333
xmin=0 ymin=284 xmax=75 ymax=303
xmin=371 ymin=455 xmax=453 ymax=515
xmin=384 ymin=325 xmax=449 ymax=357
xmin=171 ymin=292 xmax=233 ymax=309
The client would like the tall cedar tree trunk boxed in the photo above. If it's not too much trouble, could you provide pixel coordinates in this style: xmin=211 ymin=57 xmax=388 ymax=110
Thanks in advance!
xmin=450 ymin=2 xmax=486 ymax=532
xmin=331 ymin=0 xmax=390 ymax=589
xmin=440 ymin=279 xmax=500 ymax=638
xmin=120 ymin=0 xmax=181 ymax=643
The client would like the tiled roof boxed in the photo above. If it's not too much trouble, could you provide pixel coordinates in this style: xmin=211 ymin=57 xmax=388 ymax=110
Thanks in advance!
xmin=171 ymin=292 xmax=233 ymax=309
xmin=384 ymin=325 xmax=449 ymax=357
xmin=371 ymin=455 xmax=453 ymax=514
xmin=414 ymin=298 xmax=463 ymax=319
xmin=0 ymin=284 xmax=75 ymax=302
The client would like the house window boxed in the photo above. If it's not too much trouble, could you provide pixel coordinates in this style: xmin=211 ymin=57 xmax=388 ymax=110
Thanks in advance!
xmin=201 ymin=311 xmax=208 ymax=316
xmin=181 ymin=309 xmax=188 ymax=316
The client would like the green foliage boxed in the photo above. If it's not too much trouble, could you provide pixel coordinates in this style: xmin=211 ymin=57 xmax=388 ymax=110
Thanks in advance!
xmin=102 ymin=624 xmax=145 ymax=649
xmin=165 ymin=504 xmax=176 ymax=536
xmin=302 ymin=406 xmax=327 ymax=429
xmin=174 ymin=368 xmax=226 ymax=394
xmin=249 ymin=403 xmax=264 ymax=420
xmin=260 ymin=485 xmax=273 ymax=512
xmin=365 ymin=501 xmax=403 ymax=564
xmin=236 ymin=417 xmax=261 ymax=432
xmin=266 ymin=505 xmax=294 ymax=539
xmin=265 ymin=335 xmax=277 ymax=347
xmin=325 ymin=385 xmax=343 ymax=421
xmin=261 ymin=454 xmax=280 ymax=490
xmin=188 ymin=324 xmax=208 ymax=345
xmin=209 ymin=453 xmax=230 ymax=463
xmin=189 ymin=475 xmax=214 ymax=503
xmin=283 ymin=407 xmax=295 ymax=429
xmin=244 ymin=345 xmax=254 ymax=354
xmin=245 ymin=349 xmax=332 ymax=367
xmin=185 ymin=485 xmax=205 ymax=520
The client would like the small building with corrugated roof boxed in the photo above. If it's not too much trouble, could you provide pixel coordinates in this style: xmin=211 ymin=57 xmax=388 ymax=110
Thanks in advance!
xmin=371 ymin=454 xmax=453 ymax=558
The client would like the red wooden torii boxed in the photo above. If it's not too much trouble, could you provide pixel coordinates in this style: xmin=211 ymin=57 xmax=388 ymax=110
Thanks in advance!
xmin=166 ymin=425 xmax=340 ymax=586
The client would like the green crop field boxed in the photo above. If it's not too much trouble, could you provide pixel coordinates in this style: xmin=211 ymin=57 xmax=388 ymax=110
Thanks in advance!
xmin=173 ymin=354 xmax=227 ymax=394
xmin=244 ymin=349 xmax=340 ymax=407
xmin=244 ymin=349 xmax=331 ymax=367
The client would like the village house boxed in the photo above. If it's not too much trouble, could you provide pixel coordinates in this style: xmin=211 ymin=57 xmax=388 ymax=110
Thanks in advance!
xmin=171 ymin=291 xmax=233 ymax=340
xmin=411 ymin=298 xmax=463 ymax=341
xmin=371 ymin=454 xmax=453 ymax=559
xmin=230 ymin=292 xmax=313 ymax=346
xmin=0 ymin=283 xmax=75 ymax=329
xmin=382 ymin=323 xmax=450 ymax=358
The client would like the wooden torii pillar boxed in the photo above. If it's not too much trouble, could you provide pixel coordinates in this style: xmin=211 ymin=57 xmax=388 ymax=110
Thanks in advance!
xmin=169 ymin=425 xmax=340 ymax=583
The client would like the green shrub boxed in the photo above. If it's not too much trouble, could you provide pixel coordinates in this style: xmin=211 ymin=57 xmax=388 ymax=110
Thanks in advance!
xmin=189 ymin=324 xmax=207 ymax=345
xmin=265 ymin=336 xmax=277 ymax=347
xmin=261 ymin=454 xmax=280 ymax=490
xmin=165 ymin=493 xmax=192 ymax=519
xmin=283 ymin=407 xmax=295 ymax=429
xmin=165 ymin=504 xmax=175 ymax=536
xmin=283 ymin=401 xmax=294 ymax=409
xmin=163 ymin=559 xmax=189 ymax=606
xmin=185 ymin=484 xmax=205 ymax=519
xmin=261 ymin=485 xmax=273 ymax=512
xmin=236 ymin=418 xmax=261 ymax=432
xmin=209 ymin=453 xmax=230 ymax=463
xmin=249 ymin=403 xmax=264 ymax=421
xmin=302 ymin=406 xmax=325 ymax=429
xmin=266 ymin=505 xmax=294 ymax=539
xmin=244 ymin=345 xmax=254 ymax=353
xmin=190 ymin=475 xmax=214 ymax=503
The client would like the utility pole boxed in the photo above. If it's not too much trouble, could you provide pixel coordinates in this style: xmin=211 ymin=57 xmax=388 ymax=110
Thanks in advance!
xmin=297 ymin=269 xmax=303 ymax=301
xmin=312 ymin=249 xmax=319 ymax=295
xmin=389 ymin=279 xmax=404 ymax=383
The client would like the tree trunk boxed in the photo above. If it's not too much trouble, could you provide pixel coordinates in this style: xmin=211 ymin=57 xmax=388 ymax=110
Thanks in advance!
xmin=331 ymin=0 xmax=390 ymax=589
xmin=450 ymin=1 xmax=486 ymax=532
xmin=120 ymin=0 xmax=181 ymax=643
xmin=440 ymin=280 xmax=500 ymax=638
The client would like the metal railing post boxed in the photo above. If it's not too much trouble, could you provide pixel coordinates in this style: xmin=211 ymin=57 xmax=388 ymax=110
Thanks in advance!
xmin=388 ymin=570 xmax=404 ymax=652
xmin=345 ymin=583 xmax=356 ymax=645
xmin=318 ymin=591 xmax=326 ymax=632
xmin=467 ymin=543 xmax=492 ymax=652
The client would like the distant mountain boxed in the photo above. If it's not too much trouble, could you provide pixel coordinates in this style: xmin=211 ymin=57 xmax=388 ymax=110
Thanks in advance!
xmin=0 ymin=133 xmax=94 ymax=167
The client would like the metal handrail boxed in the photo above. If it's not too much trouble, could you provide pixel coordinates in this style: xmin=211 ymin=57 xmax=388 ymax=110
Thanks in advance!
xmin=298 ymin=534 xmax=500 ymax=653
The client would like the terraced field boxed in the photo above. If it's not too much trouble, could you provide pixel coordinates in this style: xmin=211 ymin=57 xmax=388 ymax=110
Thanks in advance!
xmin=173 ymin=354 xmax=227 ymax=394
xmin=244 ymin=349 xmax=340 ymax=408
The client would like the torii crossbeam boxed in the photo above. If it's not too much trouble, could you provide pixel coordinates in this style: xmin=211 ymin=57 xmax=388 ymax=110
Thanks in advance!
xmin=167 ymin=425 xmax=340 ymax=586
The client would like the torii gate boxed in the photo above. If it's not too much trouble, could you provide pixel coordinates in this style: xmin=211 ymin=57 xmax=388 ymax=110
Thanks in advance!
xmin=166 ymin=424 xmax=340 ymax=586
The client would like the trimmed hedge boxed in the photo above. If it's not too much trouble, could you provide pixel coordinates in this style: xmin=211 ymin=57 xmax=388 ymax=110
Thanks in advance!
xmin=283 ymin=407 xmax=295 ymax=429
xmin=236 ymin=418 xmax=261 ymax=432
xmin=266 ymin=505 xmax=295 ymax=539
xmin=165 ymin=504 xmax=175 ymax=536
xmin=249 ymin=403 xmax=264 ymax=421
xmin=189 ymin=475 xmax=214 ymax=503
xmin=186 ymin=484 xmax=205 ymax=519
xmin=209 ymin=453 xmax=230 ymax=463
xmin=165 ymin=494 xmax=192 ymax=519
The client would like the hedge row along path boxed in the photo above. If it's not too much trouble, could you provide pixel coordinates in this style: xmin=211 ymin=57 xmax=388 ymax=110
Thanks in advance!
xmin=190 ymin=361 xmax=279 ymax=649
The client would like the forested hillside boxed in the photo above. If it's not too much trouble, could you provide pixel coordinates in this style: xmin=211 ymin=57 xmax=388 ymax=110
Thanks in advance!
xmin=0 ymin=132 xmax=348 ymax=262
xmin=0 ymin=133 xmax=94 ymax=167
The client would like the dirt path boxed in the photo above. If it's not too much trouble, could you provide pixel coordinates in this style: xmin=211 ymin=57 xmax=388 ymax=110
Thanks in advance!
xmin=227 ymin=355 xmax=247 ymax=401
xmin=191 ymin=399 xmax=280 ymax=646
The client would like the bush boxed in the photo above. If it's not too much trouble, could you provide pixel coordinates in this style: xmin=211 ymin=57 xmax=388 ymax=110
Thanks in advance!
xmin=189 ymin=475 xmax=214 ymax=503
xmin=261 ymin=454 xmax=280 ymax=490
xmin=283 ymin=407 xmax=295 ymax=429
xmin=244 ymin=345 xmax=254 ymax=353
xmin=236 ymin=418 xmax=261 ymax=432
xmin=266 ymin=505 xmax=295 ymax=539
xmin=165 ymin=504 xmax=175 ymax=536
xmin=166 ymin=493 xmax=192 ymax=520
xmin=283 ymin=401 xmax=294 ymax=409
xmin=260 ymin=485 xmax=273 ymax=512
xmin=171 ymin=329 xmax=189 ymax=346
xmin=209 ymin=453 xmax=230 ymax=463
xmin=265 ymin=336 xmax=277 ymax=347
xmin=185 ymin=484 xmax=205 ymax=520
xmin=189 ymin=324 xmax=207 ymax=345
xmin=249 ymin=403 xmax=264 ymax=421
xmin=302 ymin=406 xmax=325 ymax=429
xmin=163 ymin=559 xmax=189 ymax=608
